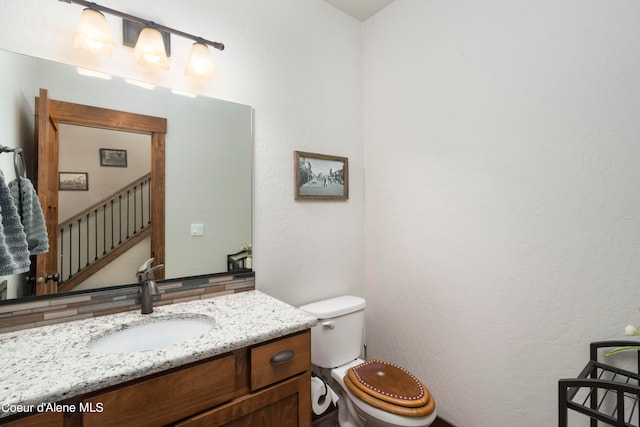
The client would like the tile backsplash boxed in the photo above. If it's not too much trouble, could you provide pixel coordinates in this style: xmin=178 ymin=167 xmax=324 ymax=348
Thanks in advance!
xmin=0 ymin=272 xmax=255 ymax=334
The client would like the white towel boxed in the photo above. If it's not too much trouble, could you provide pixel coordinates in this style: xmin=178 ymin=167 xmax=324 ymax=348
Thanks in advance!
xmin=0 ymin=170 xmax=30 ymax=275
xmin=9 ymin=177 xmax=49 ymax=255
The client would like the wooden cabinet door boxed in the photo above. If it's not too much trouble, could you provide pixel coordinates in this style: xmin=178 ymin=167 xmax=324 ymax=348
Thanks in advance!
xmin=175 ymin=374 xmax=311 ymax=427
xmin=1 ymin=411 xmax=63 ymax=427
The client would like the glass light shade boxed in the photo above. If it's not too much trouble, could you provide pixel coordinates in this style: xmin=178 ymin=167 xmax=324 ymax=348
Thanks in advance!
xmin=184 ymin=42 xmax=216 ymax=80
xmin=134 ymin=27 xmax=169 ymax=69
xmin=73 ymin=8 xmax=115 ymax=56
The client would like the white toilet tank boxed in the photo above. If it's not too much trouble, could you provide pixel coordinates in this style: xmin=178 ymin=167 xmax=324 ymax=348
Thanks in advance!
xmin=299 ymin=295 xmax=366 ymax=369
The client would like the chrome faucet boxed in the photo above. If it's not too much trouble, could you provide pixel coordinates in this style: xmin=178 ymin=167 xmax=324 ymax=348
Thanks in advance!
xmin=136 ymin=258 xmax=164 ymax=314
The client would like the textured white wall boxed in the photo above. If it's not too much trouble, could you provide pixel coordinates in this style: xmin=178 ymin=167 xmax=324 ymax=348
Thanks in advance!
xmin=0 ymin=0 xmax=364 ymax=305
xmin=363 ymin=1 xmax=640 ymax=425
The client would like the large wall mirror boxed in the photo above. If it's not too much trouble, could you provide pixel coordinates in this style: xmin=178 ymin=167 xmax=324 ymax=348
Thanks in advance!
xmin=0 ymin=48 xmax=252 ymax=302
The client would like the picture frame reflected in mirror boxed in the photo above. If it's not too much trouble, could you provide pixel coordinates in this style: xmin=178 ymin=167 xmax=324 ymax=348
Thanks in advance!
xmin=100 ymin=148 xmax=128 ymax=167
xmin=59 ymin=172 xmax=88 ymax=191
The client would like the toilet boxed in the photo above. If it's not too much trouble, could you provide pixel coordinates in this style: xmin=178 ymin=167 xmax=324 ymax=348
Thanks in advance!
xmin=299 ymin=295 xmax=436 ymax=427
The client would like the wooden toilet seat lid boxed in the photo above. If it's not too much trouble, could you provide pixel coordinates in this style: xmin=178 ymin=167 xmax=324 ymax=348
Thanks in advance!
xmin=345 ymin=359 xmax=430 ymax=408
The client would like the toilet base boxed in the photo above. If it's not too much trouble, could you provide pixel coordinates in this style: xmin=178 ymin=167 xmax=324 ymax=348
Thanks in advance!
xmin=337 ymin=391 xmax=364 ymax=427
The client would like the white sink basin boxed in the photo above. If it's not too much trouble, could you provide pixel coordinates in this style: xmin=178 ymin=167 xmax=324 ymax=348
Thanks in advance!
xmin=88 ymin=317 xmax=215 ymax=354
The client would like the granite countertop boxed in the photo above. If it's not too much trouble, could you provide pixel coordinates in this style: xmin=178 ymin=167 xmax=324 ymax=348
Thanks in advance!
xmin=0 ymin=290 xmax=317 ymax=419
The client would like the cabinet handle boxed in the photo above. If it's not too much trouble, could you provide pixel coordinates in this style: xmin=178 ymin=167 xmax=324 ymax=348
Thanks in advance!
xmin=270 ymin=349 xmax=295 ymax=365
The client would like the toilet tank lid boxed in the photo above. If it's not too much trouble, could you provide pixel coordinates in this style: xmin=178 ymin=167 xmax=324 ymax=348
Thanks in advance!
xmin=299 ymin=295 xmax=366 ymax=319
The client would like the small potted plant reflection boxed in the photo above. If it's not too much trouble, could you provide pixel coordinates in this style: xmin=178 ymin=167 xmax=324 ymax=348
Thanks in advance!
xmin=241 ymin=243 xmax=252 ymax=269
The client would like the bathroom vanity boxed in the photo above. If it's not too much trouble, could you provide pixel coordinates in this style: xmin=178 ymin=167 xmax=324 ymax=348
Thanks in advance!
xmin=0 ymin=291 xmax=317 ymax=427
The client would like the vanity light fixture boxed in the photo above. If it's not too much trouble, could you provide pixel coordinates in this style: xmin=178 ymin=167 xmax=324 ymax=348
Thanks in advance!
xmin=73 ymin=8 xmax=115 ymax=56
xmin=60 ymin=0 xmax=224 ymax=80
xmin=134 ymin=27 xmax=169 ymax=69
xmin=184 ymin=41 xmax=216 ymax=80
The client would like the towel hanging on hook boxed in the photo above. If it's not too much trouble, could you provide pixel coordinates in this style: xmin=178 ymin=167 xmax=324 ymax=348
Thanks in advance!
xmin=0 ymin=169 xmax=30 ymax=275
xmin=6 ymin=149 xmax=49 ymax=255
xmin=0 ymin=145 xmax=49 ymax=255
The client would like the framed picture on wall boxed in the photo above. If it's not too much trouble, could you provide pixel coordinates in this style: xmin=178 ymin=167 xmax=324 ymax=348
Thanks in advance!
xmin=294 ymin=151 xmax=349 ymax=200
xmin=59 ymin=172 xmax=89 ymax=191
xmin=100 ymin=148 xmax=128 ymax=167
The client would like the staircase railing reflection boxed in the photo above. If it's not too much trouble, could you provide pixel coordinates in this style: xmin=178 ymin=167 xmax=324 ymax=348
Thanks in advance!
xmin=57 ymin=173 xmax=151 ymax=291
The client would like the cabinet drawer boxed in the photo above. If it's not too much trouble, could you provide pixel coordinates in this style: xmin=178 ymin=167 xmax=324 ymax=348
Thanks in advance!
xmin=250 ymin=330 xmax=310 ymax=390
xmin=83 ymin=353 xmax=237 ymax=427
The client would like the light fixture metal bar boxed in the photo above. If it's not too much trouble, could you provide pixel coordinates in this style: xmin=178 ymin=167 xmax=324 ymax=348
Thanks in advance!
xmin=59 ymin=0 xmax=225 ymax=51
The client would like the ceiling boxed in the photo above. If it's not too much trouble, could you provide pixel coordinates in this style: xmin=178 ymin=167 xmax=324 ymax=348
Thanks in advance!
xmin=321 ymin=0 xmax=395 ymax=22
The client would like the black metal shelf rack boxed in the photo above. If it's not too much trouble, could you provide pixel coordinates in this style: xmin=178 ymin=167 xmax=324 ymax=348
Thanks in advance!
xmin=559 ymin=341 xmax=640 ymax=426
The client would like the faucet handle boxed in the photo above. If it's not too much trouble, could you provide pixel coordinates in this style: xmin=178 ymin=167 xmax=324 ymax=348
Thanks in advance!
xmin=137 ymin=257 xmax=155 ymax=275
xmin=146 ymin=264 xmax=165 ymax=279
